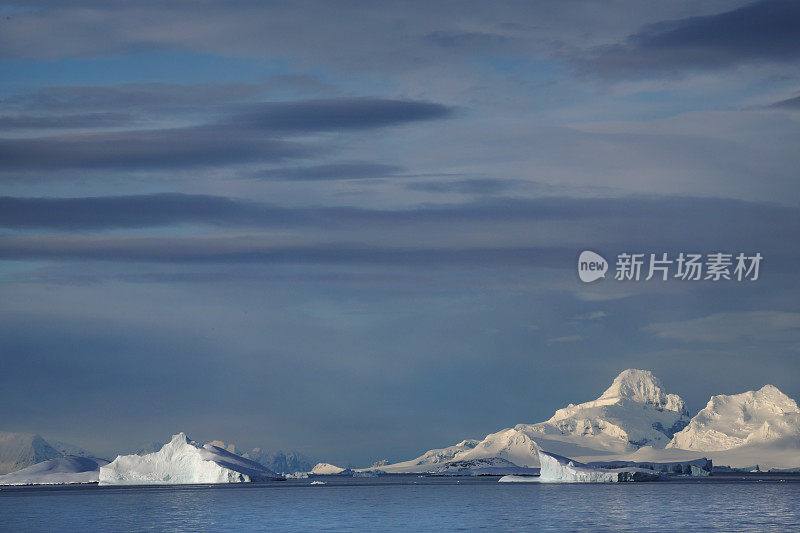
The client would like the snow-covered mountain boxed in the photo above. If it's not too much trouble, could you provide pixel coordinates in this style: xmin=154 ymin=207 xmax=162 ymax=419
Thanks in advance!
xmin=381 ymin=369 xmax=691 ymax=472
xmin=0 ymin=456 xmax=109 ymax=486
xmin=0 ymin=432 xmax=97 ymax=475
xmin=0 ymin=432 xmax=64 ymax=474
xmin=99 ymin=433 xmax=283 ymax=485
xmin=668 ymin=385 xmax=800 ymax=451
xmin=377 ymin=440 xmax=481 ymax=473
xmin=310 ymin=462 xmax=352 ymax=475
xmin=521 ymin=369 xmax=690 ymax=449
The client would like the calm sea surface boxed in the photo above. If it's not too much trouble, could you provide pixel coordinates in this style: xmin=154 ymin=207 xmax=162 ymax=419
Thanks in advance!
xmin=2 ymin=474 xmax=800 ymax=531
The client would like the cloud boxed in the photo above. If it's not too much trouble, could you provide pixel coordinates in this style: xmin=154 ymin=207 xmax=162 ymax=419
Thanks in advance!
xmin=0 ymin=126 xmax=311 ymax=170
xmin=585 ymin=0 xmax=800 ymax=77
xmin=643 ymin=311 xmax=800 ymax=343
xmin=547 ymin=335 xmax=582 ymax=344
xmin=406 ymin=178 xmax=516 ymax=195
xmin=1 ymin=194 xmax=799 ymax=277
xmin=572 ymin=311 xmax=607 ymax=321
xmin=1 ymin=82 xmax=262 ymax=112
xmin=250 ymin=162 xmax=402 ymax=181
xmin=0 ymin=112 xmax=133 ymax=130
xmin=228 ymin=98 xmax=454 ymax=132
xmin=2 ymin=193 xmax=798 ymax=238
xmin=768 ymin=95 xmax=800 ymax=109
xmin=0 ymin=234 xmax=572 ymax=266
xmin=0 ymin=97 xmax=453 ymax=171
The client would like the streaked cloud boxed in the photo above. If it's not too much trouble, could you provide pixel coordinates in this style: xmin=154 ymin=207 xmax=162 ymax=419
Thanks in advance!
xmin=585 ymin=0 xmax=800 ymax=76
xmin=643 ymin=311 xmax=800 ymax=343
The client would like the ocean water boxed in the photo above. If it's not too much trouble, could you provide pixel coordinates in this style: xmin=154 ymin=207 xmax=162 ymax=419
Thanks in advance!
xmin=2 ymin=474 xmax=800 ymax=532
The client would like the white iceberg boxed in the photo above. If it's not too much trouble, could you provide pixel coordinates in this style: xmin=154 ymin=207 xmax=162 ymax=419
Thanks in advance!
xmin=538 ymin=450 xmax=660 ymax=483
xmin=0 ymin=456 xmax=109 ymax=485
xmin=99 ymin=433 xmax=283 ymax=485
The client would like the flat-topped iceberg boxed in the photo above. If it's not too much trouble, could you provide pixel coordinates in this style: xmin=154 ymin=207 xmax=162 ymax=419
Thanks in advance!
xmin=0 ymin=456 xmax=109 ymax=485
xmin=99 ymin=433 xmax=283 ymax=485
xmin=538 ymin=451 xmax=660 ymax=482
xmin=584 ymin=458 xmax=711 ymax=476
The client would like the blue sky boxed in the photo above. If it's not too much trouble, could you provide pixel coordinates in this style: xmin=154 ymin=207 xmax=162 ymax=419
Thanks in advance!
xmin=1 ymin=0 xmax=799 ymax=465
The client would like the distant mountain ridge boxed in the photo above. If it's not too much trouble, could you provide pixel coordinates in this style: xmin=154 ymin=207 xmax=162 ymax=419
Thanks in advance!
xmin=377 ymin=369 xmax=800 ymax=472
xmin=241 ymin=449 xmax=315 ymax=475
xmin=0 ymin=432 xmax=68 ymax=474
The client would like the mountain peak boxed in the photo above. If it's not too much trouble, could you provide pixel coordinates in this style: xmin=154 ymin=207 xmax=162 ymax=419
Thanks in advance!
xmin=668 ymin=384 xmax=800 ymax=451
xmin=599 ymin=369 xmax=687 ymax=414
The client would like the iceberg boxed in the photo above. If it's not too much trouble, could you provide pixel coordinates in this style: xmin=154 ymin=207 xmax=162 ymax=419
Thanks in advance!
xmin=0 ymin=456 xmax=109 ymax=485
xmin=584 ymin=458 xmax=711 ymax=476
xmin=99 ymin=433 xmax=283 ymax=485
xmin=538 ymin=451 xmax=660 ymax=482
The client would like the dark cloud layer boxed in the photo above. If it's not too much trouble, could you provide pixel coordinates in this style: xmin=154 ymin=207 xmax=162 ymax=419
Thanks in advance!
xmin=0 ymin=235 xmax=572 ymax=267
xmin=2 ymin=193 xmax=797 ymax=232
xmin=0 ymin=126 xmax=310 ymax=170
xmin=230 ymin=99 xmax=454 ymax=132
xmin=2 ymin=83 xmax=261 ymax=112
xmin=407 ymin=178 xmax=517 ymax=195
xmin=768 ymin=95 xmax=800 ymax=109
xmin=0 ymin=98 xmax=453 ymax=170
xmin=251 ymin=162 xmax=402 ymax=181
xmin=0 ymin=112 xmax=132 ymax=130
xmin=587 ymin=0 xmax=800 ymax=76
xmin=1 ymin=195 xmax=797 ymax=278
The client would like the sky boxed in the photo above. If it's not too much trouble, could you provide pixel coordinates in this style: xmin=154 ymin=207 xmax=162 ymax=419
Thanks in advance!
xmin=1 ymin=0 xmax=799 ymax=466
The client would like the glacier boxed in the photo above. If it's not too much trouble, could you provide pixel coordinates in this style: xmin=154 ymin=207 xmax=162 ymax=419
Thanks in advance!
xmin=0 ymin=456 xmax=109 ymax=486
xmin=99 ymin=433 xmax=283 ymax=485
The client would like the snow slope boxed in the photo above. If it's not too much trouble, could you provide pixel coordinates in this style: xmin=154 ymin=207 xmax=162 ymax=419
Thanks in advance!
xmin=99 ymin=433 xmax=283 ymax=485
xmin=668 ymin=385 xmax=800 ymax=451
xmin=376 ymin=440 xmax=481 ymax=473
xmin=0 ymin=456 xmax=109 ymax=485
xmin=310 ymin=462 xmax=350 ymax=475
